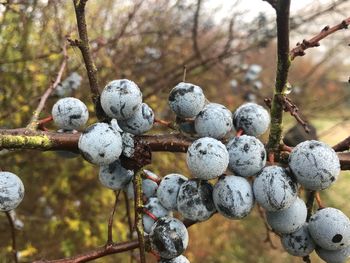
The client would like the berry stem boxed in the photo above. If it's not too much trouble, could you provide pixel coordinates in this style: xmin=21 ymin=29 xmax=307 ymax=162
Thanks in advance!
xmin=315 ymin=192 xmax=325 ymax=209
xmin=143 ymin=208 xmax=158 ymax=221
xmin=235 ymin=128 xmax=244 ymax=137
xmin=107 ymin=190 xmax=121 ymax=245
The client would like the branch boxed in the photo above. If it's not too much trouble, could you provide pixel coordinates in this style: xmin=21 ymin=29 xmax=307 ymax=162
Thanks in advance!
xmin=27 ymin=43 xmax=68 ymax=130
xmin=2 ymin=129 xmax=350 ymax=169
xmin=133 ymin=170 xmax=146 ymax=263
xmin=290 ymin=16 xmax=350 ymax=60
xmin=333 ymin=135 xmax=350 ymax=152
xmin=5 ymin=211 xmax=18 ymax=263
xmin=34 ymin=240 xmax=140 ymax=263
xmin=266 ymin=0 xmax=291 ymax=155
xmin=192 ymin=0 xmax=202 ymax=60
xmin=71 ymin=0 xmax=105 ymax=120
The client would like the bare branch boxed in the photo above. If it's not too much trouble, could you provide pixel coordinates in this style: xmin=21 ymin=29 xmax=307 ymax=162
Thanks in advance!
xmin=5 ymin=211 xmax=18 ymax=263
xmin=192 ymin=0 xmax=202 ymax=60
xmin=71 ymin=0 xmax=105 ymax=120
xmin=27 ymin=43 xmax=68 ymax=130
xmin=34 ymin=240 xmax=140 ymax=263
xmin=290 ymin=16 xmax=350 ymax=60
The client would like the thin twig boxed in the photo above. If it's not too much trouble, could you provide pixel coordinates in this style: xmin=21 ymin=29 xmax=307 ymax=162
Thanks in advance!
xmin=34 ymin=240 xmax=140 ymax=263
xmin=107 ymin=190 xmax=121 ymax=245
xmin=192 ymin=0 xmax=202 ymax=60
xmin=71 ymin=0 xmax=105 ymax=120
xmin=290 ymin=17 xmax=350 ymax=60
xmin=27 ymin=43 xmax=68 ymax=130
xmin=5 ymin=211 xmax=18 ymax=263
xmin=257 ymin=206 xmax=277 ymax=249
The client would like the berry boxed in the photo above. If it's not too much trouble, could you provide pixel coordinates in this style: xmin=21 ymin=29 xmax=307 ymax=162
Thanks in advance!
xmin=126 ymin=178 xmax=159 ymax=200
xmin=194 ymin=103 xmax=233 ymax=139
xmin=119 ymin=103 xmax=154 ymax=135
xmin=52 ymin=97 xmax=89 ymax=130
xmin=232 ymin=102 xmax=270 ymax=137
xmin=159 ymin=255 xmax=190 ymax=263
xmin=280 ymin=223 xmax=315 ymax=257
xmin=226 ymin=135 xmax=266 ymax=177
xmin=308 ymin=207 xmax=350 ymax=250
xmin=266 ymin=197 xmax=307 ymax=234
xmin=100 ymin=79 xmax=142 ymax=120
xmin=0 ymin=171 xmax=25 ymax=212
xmin=213 ymin=175 xmax=254 ymax=219
xmin=253 ymin=166 xmax=298 ymax=211
xmin=289 ymin=140 xmax=340 ymax=190
xmin=78 ymin=123 xmax=122 ymax=165
xmin=99 ymin=160 xmax=133 ymax=190
xmin=316 ymin=245 xmax=350 ymax=263
xmin=177 ymin=179 xmax=216 ymax=221
xmin=157 ymin=174 xmax=188 ymax=211
xmin=168 ymin=82 xmax=205 ymax=118
xmin=149 ymin=216 xmax=189 ymax=259
xmin=186 ymin=137 xmax=229 ymax=180
xmin=143 ymin=197 xmax=171 ymax=233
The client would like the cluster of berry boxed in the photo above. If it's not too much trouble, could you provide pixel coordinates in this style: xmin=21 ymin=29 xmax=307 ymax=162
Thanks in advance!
xmin=1 ymin=78 xmax=349 ymax=263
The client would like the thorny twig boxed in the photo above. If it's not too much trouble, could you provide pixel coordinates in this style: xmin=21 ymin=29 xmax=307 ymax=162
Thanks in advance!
xmin=290 ymin=16 xmax=350 ymax=60
xmin=27 ymin=42 xmax=68 ymax=130
xmin=264 ymin=96 xmax=310 ymax=133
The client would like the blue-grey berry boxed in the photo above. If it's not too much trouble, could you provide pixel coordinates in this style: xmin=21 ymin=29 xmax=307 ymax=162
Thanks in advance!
xmin=308 ymin=207 xmax=350 ymax=250
xmin=281 ymin=223 xmax=315 ymax=257
xmin=119 ymin=103 xmax=154 ymax=135
xmin=316 ymin=245 xmax=350 ymax=263
xmin=253 ymin=166 xmax=298 ymax=211
xmin=126 ymin=178 xmax=158 ymax=200
xmin=150 ymin=216 xmax=189 ymax=259
xmin=289 ymin=140 xmax=340 ymax=190
xmin=100 ymin=79 xmax=142 ymax=120
xmin=266 ymin=197 xmax=307 ymax=234
xmin=157 ymin=174 xmax=188 ymax=211
xmin=226 ymin=135 xmax=266 ymax=177
xmin=233 ymin=102 xmax=270 ymax=137
xmin=78 ymin=123 xmax=122 ymax=165
xmin=186 ymin=137 xmax=229 ymax=180
xmin=52 ymin=97 xmax=89 ymax=130
xmin=143 ymin=197 xmax=171 ymax=233
xmin=0 ymin=172 xmax=25 ymax=212
xmin=177 ymin=179 xmax=216 ymax=221
xmin=213 ymin=175 xmax=254 ymax=219
xmin=194 ymin=103 xmax=233 ymax=139
xmin=159 ymin=255 xmax=190 ymax=263
xmin=99 ymin=160 xmax=133 ymax=190
xmin=168 ymin=82 xmax=205 ymax=118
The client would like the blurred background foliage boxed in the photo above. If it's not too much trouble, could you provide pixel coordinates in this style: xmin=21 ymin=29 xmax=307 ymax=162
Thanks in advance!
xmin=0 ymin=0 xmax=350 ymax=262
